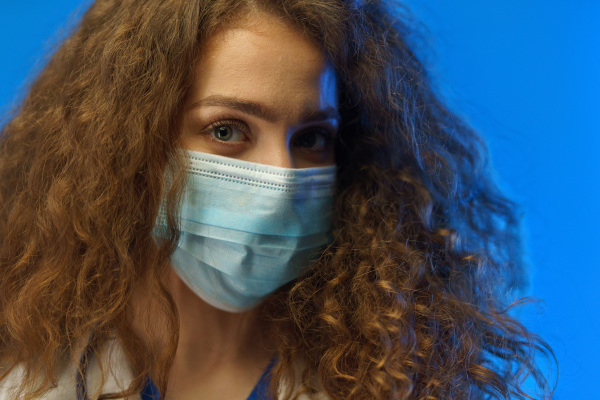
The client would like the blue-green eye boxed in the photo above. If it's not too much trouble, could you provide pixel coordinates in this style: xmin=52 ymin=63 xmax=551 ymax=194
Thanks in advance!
xmin=208 ymin=121 xmax=247 ymax=142
xmin=215 ymin=126 xmax=234 ymax=140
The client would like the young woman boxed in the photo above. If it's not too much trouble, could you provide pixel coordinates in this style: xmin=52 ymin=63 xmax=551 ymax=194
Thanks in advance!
xmin=0 ymin=0 xmax=555 ymax=399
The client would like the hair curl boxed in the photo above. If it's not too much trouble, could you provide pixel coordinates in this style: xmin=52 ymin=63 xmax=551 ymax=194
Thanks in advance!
xmin=0 ymin=0 xmax=555 ymax=399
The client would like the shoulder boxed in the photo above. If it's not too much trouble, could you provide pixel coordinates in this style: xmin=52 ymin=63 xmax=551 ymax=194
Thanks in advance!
xmin=278 ymin=356 xmax=331 ymax=400
xmin=0 ymin=340 xmax=138 ymax=400
xmin=0 ymin=363 xmax=76 ymax=400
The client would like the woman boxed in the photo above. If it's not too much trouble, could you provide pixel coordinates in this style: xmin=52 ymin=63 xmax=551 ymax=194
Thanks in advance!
xmin=0 ymin=0 xmax=555 ymax=399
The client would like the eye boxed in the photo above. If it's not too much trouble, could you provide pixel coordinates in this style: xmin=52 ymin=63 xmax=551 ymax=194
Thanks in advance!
xmin=291 ymin=129 xmax=333 ymax=152
xmin=206 ymin=120 xmax=248 ymax=143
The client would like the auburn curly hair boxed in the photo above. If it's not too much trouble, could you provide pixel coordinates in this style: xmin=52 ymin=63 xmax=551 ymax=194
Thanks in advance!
xmin=0 ymin=0 xmax=555 ymax=399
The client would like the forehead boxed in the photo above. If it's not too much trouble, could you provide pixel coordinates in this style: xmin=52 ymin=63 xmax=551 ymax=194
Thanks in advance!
xmin=187 ymin=12 xmax=337 ymax=120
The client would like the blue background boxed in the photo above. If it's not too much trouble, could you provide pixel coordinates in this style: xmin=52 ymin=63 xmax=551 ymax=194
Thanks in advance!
xmin=0 ymin=1 xmax=597 ymax=398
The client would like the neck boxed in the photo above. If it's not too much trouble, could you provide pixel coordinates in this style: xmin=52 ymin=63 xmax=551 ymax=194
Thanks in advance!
xmin=166 ymin=267 xmax=271 ymax=370
xmin=130 ymin=265 xmax=275 ymax=386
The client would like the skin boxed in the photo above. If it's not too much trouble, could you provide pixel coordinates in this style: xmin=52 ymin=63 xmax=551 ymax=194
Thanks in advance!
xmin=162 ymin=11 xmax=339 ymax=400
xmin=180 ymin=13 xmax=339 ymax=168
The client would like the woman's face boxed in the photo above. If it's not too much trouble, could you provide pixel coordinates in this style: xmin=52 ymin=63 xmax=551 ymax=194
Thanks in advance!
xmin=179 ymin=12 xmax=339 ymax=168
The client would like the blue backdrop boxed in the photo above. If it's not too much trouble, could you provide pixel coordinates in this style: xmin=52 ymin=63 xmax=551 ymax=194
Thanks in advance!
xmin=1 ymin=1 xmax=597 ymax=398
xmin=405 ymin=2 xmax=599 ymax=398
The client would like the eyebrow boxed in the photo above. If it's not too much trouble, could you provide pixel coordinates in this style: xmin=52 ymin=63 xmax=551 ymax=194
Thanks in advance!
xmin=189 ymin=95 xmax=341 ymax=124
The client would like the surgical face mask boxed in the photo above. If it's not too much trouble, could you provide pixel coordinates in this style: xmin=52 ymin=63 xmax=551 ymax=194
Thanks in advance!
xmin=157 ymin=150 xmax=336 ymax=313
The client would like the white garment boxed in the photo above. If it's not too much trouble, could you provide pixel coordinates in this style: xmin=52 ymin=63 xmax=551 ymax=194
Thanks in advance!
xmin=0 ymin=340 xmax=329 ymax=400
xmin=0 ymin=340 xmax=138 ymax=400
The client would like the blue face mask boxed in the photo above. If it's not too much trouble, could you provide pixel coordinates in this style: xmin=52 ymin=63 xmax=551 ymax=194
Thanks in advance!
xmin=158 ymin=150 xmax=336 ymax=313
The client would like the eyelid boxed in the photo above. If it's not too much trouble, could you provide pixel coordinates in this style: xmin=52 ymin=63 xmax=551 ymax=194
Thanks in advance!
xmin=206 ymin=117 xmax=249 ymax=133
xmin=294 ymin=122 xmax=338 ymax=141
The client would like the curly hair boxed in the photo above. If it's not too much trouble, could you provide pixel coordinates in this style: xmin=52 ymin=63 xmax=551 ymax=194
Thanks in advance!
xmin=0 ymin=0 xmax=555 ymax=399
